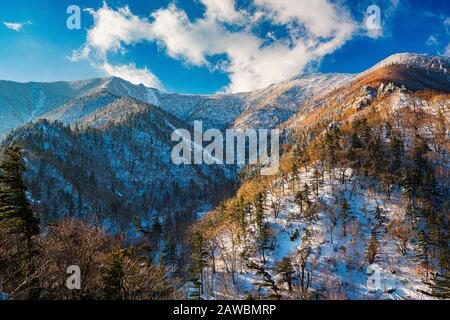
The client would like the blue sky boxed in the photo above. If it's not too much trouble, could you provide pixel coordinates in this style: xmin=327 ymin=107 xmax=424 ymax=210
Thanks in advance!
xmin=0 ymin=0 xmax=448 ymax=94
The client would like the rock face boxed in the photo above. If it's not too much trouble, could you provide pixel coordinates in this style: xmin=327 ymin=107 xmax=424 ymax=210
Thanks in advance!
xmin=356 ymin=85 xmax=378 ymax=111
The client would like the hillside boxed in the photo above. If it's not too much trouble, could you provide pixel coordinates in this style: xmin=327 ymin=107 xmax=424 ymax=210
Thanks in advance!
xmin=2 ymin=98 xmax=234 ymax=235
xmin=0 ymin=53 xmax=448 ymax=300
xmin=191 ymin=53 xmax=449 ymax=300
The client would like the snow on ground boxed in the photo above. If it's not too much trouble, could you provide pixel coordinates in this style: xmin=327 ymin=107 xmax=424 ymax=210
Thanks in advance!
xmin=202 ymin=168 xmax=432 ymax=300
xmin=28 ymin=89 xmax=46 ymax=122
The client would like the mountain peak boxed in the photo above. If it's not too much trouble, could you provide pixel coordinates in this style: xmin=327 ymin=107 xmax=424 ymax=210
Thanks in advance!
xmin=353 ymin=52 xmax=450 ymax=93
xmin=368 ymin=52 xmax=449 ymax=73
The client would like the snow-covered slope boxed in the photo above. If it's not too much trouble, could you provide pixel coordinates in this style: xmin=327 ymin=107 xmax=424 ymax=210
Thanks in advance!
xmin=364 ymin=53 xmax=450 ymax=75
xmin=0 ymin=72 xmax=354 ymax=139
xmin=200 ymin=169 xmax=432 ymax=300
xmin=3 ymin=97 xmax=235 ymax=231
xmin=0 ymin=78 xmax=107 ymax=137
xmin=1 ymin=53 xmax=447 ymax=141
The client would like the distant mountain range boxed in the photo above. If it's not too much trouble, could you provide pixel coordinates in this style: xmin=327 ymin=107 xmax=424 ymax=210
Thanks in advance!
xmin=0 ymin=72 xmax=355 ymax=138
xmin=0 ymin=52 xmax=448 ymax=231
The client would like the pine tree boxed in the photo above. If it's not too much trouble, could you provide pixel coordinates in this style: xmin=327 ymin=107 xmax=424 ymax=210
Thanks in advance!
xmin=372 ymin=205 xmax=386 ymax=227
xmin=312 ymin=167 xmax=320 ymax=198
xmin=102 ymin=249 xmax=126 ymax=300
xmin=236 ymin=196 xmax=247 ymax=236
xmin=420 ymin=274 xmax=450 ymax=299
xmin=291 ymin=162 xmax=299 ymax=191
xmin=347 ymin=118 xmax=371 ymax=175
xmin=247 ymin=261 xmax=280 ymax=298
xmin=295 ymin=191 xmax=306 ymax=215
xmin=368 ymin=134 xmax=387 ymax=185
xmin=389 ymin=131 xmax=404 ymax=181
xmin=254 ymin=192 xmax=268 ymax=263
xmin=365 ymin=230 xmax=380 ymax=264
xmin=324 ymin=125 xmax=341 ymax=172
xmin=276 ymin=257 xmax=295 ymax=293
xmin=411 ymin=134 xmax=431 ymax=199
xmin=162 ymin=236 xmax=177 ymax=273
xmin=402 ymin=168 xmax=416 ymax=209
xmin=340 ymin=198 xmax=353 ymax=237
xmin=189 ymin=231 xmax=206 ymax=293
xmin=0 ymin=146 xmax=40 ymax=254
xmin=415 ymin=230 xmax=431 ymax=275
xmin=303 ymin=183 xmax=310 ymax=202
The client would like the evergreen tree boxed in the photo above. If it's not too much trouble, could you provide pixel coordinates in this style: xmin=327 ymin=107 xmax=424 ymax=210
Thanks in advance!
xmin=311 ymin=167 xmax=320 ymax=198
xmin=368 ymin=134 xmax=387 ymax=186
xmin=372 ymin=205 xmax=386 ymax=227
xmin=347 ymin=118 xmax=371 ymax=175
xmin=389 ymin=131 xmax=404 ymax=181
xmin=189 ymin=231 xmax=207 ymax=293
xmin=162 ymin=236 xmax=177 ymax=273
xmin=402 ymin=168 xmax=416 ymax=209
xmin=236 ymin=196 xmax=247 ymax=236
xmin=254 ymin=192 xmax=268 ymax=263
xmin=276 ymin=257 xmax=295 ymax=293
xmin=411 ymin=134 xmax=432 ymax=199
xmin=327 ymin=125 xmax=342 ymax=173
xmin=102 ymin=249 xmax=126 ymax=300
xmin=420 ymin=274 xmax=450 ymax=299
xmin=365 ymin=230 xmax=380 ymax=264
xmin=291 ymin=162 xmax=299 ymax=191
xmin=0 ymin=146 xmax=40 ymax=254
xmin=247 ymin=261 xmax=280 ymax=298
xmin=415 ymin=230 xmax=431 ymax=274
xmin=340 ymin=198 xmax=353 ymax=237
xmin=295 ymin=191 xmax=306 ymax=215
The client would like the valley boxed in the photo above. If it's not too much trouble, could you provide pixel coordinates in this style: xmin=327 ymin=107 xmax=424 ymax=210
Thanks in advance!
xmin=0 ymin=53 xmax=448 ymax=300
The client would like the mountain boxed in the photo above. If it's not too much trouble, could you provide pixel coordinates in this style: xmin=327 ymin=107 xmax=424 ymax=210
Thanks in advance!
xmin=0 ymin=78 xmax=108 ymax=136
xmin=0 ymin=70 xmax=355 ymax=235
xmin=284 ymin=53 xmax=449 ymax=131
xmin=0 ymin=72 xmax=354 ymax=138
xmin=0 ymin=53 xmax=448 ymax=300
xmin=1 ymin=52 xmax=447 ymax=222
xmin=3 ymin=97 xmax=235 ymax=231
xmin=189 ymin=53 xmax=450 ymax=300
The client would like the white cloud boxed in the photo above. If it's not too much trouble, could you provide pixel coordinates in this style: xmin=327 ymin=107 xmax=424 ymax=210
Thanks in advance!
xmin=150 ymin=4 xmax=211 ymax=66
xmin=70 ymin=5 xmax=161 ymax=89
xmin=200 ymin=0 xmax=244 ymax=23
xmin=3 ymin=21 xmax=31 ymax=31
xmin=147 ymin=2 xmax=356 ymax=92
xmin=101 ymin=62 xmax=163 ymax=89
xmin=426 ymin=35 xmax=439 ymax=47
xmin=75 ymin=1 xmax=362 ymax=93
xmin=84 ymin=6 xmax=153 ymax=58
xmin=254 ymin=0 xmax=356 ymax=39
